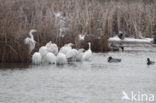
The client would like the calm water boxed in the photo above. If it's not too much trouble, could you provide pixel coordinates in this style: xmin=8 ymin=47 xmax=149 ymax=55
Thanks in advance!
xmin=0 ymin=45 xmax=156 ymax=103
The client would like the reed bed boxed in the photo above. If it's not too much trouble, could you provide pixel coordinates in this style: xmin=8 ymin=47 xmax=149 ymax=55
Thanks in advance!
xmin=0 ymin=0 xmax=155 ymax=63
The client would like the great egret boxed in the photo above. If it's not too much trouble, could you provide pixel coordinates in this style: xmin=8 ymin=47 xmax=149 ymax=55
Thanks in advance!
xmin=45 ymin=41 xmax=58 ymax=55
xmin=32 ymin=52 xmax=42 ymax=65
xmin=24 ymin=29 xmax=37 ymax=53
xmin=45 ymin=52 xmax=56 ymax=64
xmin=83 ymin=42 xmax=92 ymax=61
xmin=56 ymin=53 xmax=67 ymax=65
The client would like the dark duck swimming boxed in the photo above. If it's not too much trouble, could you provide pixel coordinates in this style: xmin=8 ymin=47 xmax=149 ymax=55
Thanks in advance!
xmin=107 ymin=56 xmax=121 ymax=63
xmin=147 ymin=58 xmax=155 ymax=65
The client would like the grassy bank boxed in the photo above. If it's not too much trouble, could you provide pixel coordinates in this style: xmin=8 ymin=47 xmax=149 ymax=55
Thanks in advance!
xmin=0 ymin=0 xmax=156 ymax=63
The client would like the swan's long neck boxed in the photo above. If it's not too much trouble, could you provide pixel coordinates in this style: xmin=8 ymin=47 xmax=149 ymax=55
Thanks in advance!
xmin=88 ymin=43 xmax=91 ymax=50
xmin=29 ymin=31 xmax=34 ymax=40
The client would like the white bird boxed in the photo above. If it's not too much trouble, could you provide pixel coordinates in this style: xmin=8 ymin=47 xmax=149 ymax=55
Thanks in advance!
xmin=83 ymin=42 xmax=92 ymax=61
xmin=32 ymin=52 xmax=42 ymax=65
xmin=56 ymin=53 xmax=67 ymax=65
xmin=39 ymin=46 xmax=48 ymax=57
xmin=75 ymin=49 xmax=84 ymax=62
xmin=39 ymin=46 xmax=48 ymax=63
xmin=59 ymin=43 xmax=73 ymax=55
xmin=45 ymin=52 xmax=56 ymax=64
xmin=79 ymin=34 xmax=85 ymax=41
xmin=121 ymin=91 xmax=130 ymax=100
xmin=66 ymin=49 xmax=78 ymax=62
xmin=54 ymin=11 xmax=63 ymax=19
xmin=24 ymin=29 xmax=37 ymax=53
xmin=45 ymin=41 xmax=58 ymax=55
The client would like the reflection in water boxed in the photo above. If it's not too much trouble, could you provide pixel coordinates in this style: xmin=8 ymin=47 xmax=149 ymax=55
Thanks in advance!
xmin=0 ymin=45 xmax=156 ymax=103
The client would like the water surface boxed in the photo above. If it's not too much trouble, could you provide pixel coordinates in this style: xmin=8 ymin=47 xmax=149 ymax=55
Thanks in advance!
xmin=0 ymin=45 xmax=156 ymax=103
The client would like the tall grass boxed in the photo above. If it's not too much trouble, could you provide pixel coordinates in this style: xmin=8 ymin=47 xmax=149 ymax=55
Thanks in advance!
xmin=0 ymin=0 xmax=155 ymax=63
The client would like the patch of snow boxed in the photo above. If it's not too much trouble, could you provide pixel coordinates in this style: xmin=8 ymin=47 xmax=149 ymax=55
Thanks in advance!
xmin=109 ymin=36 xmax=153 ymax=43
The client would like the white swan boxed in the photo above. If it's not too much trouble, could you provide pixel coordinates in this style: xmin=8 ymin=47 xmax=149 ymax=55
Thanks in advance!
xmin=75 ymin=49 xmax=84 ymax=62
xmin=83 ymin=42 xmax=92 ymax=61
xmin=39 ymin=46 xmax=48 ymax=57
xmin=32 ymin=52 xmax=42 ymax=65
xmin=45 ymin=52 xmax=56 ymax=64
xmin=45 ymin=41 xmax=58 ymax=55
xmin=59 ymin=43 xmax=73 ymax=55
xmin=24 ymin=29 xmax=37 ymax=53
xmin=66 ymin=49 xmax=78 ymax=62
xmin=56 ymin=53 xmax=67 ymax=65
xmin=39 ymin=46 xmax=48 ymax=63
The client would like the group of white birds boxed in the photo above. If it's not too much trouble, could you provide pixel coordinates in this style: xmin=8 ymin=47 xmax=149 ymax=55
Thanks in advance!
xmin=24 ymin=29 xmax=92 ymax=65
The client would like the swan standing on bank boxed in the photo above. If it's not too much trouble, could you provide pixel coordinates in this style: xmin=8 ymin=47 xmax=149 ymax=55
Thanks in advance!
xmin=32 ymin=52 xmax=42 ymax=65
xmin=24 ymin=29 xmax=37 ymax=53
xmin=83 ymin=42 xmax=92 ymax=61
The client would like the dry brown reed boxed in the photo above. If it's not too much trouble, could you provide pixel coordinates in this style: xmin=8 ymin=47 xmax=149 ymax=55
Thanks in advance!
xmin=0 ymin=0 xmax=155 ymax=63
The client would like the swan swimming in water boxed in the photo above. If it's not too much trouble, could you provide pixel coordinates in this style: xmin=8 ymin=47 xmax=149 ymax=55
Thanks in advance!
xmin=56 ymin=53 xmax=67 ymax=65
xmin=45 ymin=41 xmax=58 ymax=55
xmin=32 ymin=52 xmax=42 ymax=65
xmin=24 ymin=29 xmax=37 ymax=53
xmin=83 ymin=42 xmax=92 ymax=61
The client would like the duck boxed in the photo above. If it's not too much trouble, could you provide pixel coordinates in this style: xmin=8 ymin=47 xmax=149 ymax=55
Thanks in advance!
xmin=45 ymin=41 xmax=58 ymax=55
xmin=118 ymin=31 xmax=125 ymax=40
xmin=110 ymin=43 xmax=124 ymax=52
xmin=107 ymin=56 xmax=121 ymax=63
xmin=56 ymin=53 xmax=67 ymax=65
xmin=147 ymin=58 xmax=155 ymax=65
xmin=83 ymin=42 xmax=92 ymax=61
xmin=24 ymin=29 xmax=37 ymax=53
xmin=32 ymin=52 xmax=42 ymax=65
